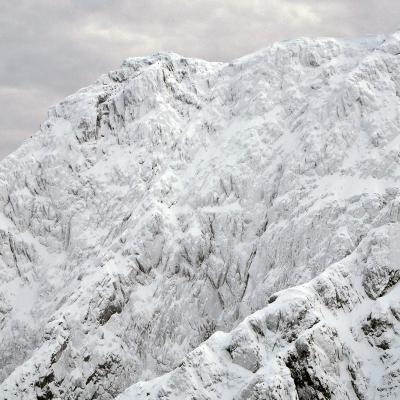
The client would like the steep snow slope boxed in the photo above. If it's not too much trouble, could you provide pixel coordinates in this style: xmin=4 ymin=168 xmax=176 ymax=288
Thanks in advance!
xmin=1 ymin=31 xmax=400 ymax=399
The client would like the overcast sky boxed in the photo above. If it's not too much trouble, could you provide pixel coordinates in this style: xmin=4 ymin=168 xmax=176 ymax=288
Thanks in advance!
xmin=0 ymin=0 xmax=399 ymax=160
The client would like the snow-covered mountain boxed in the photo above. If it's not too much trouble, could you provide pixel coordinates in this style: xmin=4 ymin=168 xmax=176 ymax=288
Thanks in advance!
xmin=1 ymin=31 xmax=400 ymax=399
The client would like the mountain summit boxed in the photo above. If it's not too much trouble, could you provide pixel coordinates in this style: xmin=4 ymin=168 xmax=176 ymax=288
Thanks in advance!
xmin=1 ymin=32 xmax=400 ymax=399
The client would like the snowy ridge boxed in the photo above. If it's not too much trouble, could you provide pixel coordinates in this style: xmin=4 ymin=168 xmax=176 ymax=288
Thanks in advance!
xmin=0 ymin=31 xmax=400 ymax=399
xmin=119 ymin=224 xmax=400 ymax=399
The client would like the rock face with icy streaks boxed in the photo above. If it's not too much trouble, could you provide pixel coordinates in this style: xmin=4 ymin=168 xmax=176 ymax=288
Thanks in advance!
xmin=1 ymin=32 xmax=400 ymax=399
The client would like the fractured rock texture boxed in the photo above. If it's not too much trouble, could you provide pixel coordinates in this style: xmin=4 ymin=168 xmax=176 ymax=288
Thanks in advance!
xmin=1 ymin=32 xmax=400 ymax=399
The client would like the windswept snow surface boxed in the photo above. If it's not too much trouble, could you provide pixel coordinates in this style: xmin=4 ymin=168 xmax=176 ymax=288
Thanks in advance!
xmin=1 ymin=32 xmax=400 ymax=399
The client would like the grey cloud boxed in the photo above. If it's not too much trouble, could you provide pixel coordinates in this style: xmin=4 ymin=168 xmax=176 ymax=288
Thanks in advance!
xmin=1 ymin=0 xmax=399 ymax=159
xmin=0 ymin=86 xmax=59 ymax=156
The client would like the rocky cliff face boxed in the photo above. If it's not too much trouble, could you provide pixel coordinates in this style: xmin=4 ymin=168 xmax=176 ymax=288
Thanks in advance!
xmin=1 ymin=31 xmax=400 ymax=399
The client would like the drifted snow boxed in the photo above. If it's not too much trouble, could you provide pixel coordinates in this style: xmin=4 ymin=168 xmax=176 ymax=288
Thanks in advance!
xmin=0 ymin=32 xmax=400 ymax=399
